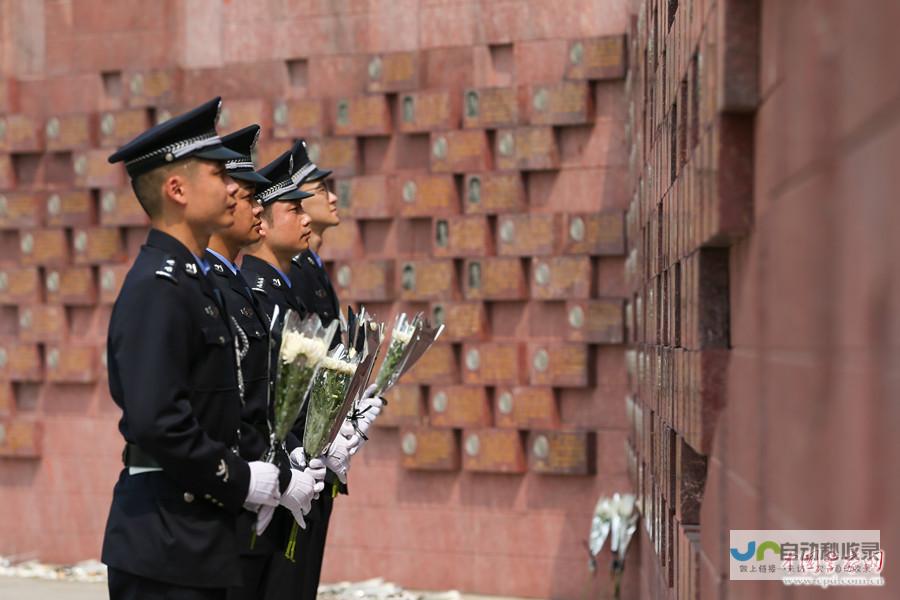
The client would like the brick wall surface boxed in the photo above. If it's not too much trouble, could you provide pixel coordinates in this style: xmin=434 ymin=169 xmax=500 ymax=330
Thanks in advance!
xmin=626 ymin=0 xmax=899 ymax=598
xmin=0 ymin=2 xmax=635 ymax=599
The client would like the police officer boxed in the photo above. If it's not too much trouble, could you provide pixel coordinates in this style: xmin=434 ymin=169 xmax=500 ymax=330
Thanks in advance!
xmin=102 ymin=99 xmax=324 ymax=600
xmin=203 ymin=124 xmax=319 ymax=599
xmin=283 ymin=140 xmax=362 ymax=600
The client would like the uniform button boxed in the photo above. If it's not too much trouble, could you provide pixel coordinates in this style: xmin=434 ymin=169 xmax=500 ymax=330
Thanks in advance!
xmin=218 ymin=336 xmax=226 ymax=344
xmin=183 ymin=492 xmax=195 ymax=503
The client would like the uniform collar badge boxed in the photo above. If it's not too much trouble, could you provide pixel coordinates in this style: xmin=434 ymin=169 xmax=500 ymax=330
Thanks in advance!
xmin=184 ymin=262 xmax=199 ymax=277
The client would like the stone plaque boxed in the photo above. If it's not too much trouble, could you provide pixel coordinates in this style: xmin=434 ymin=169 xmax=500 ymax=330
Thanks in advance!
xmin=402 ymin=343 xmax=458 ymax=385
xmin=45 ymin=190 xmax=95 ymax=227
xmin=0 ymin=341 xmax=41 ymax=381
xmin=45 ymin=267 xmax=97 ymax=306
xmin=530 ymin=256 xmax=592 ymax=300
xmin=72 ymin=227 xmax=125 ymax=265
xmin=375 ymin=384 xmax=425 ymax=428
xmin=45 ymin=113 xmax=96 ymax=151
xmin=272 ymin=98 xmax=326 ymax=139
xmin=462 ymin=87 xmax=519 ymax=129
xmin=344 ymin=175 xmax=393 ymax=219
xmin=461 ymin=342 xmax=523 ymax=386
xmin=17 ymin=305 xmax=66 ymax=343
xmin=0 ymin=382 xmax=11 ymax=416
xmin=0 ymin=192 xmax=42 ymax=229
xmin=430 ymin=130 xmax=491 ymax=173
xmin=397 ymin=90 xmax=459 ymax=133
xmin=99 ymin=265 xmax=129 ymax=304
xmin=463 ymin=257 xmax=527 ymax=301
xmin=429 ymin=385 xmax=492 ymax=429
xmin=0 ymin=267 xmax=40 ymax=305
xmin=566 ymin=299 xmax=625 ymax=343
xmin=495 ymin=126 xmax=559 ymax=171
xmin=367 ymin=52 xmax=420 ymax=93
xmin=433 ymin=215 xmax=492 ymax=258
xmin=45 ymin=344 xmax=98 ymax=383
xmin=528 ymin=343 xmax=589 ymax=387
xmin=100 ymin=187 xmax=149 ymax=226
xmin=126 ymin=68 xmax=182 ymax=107
xmin=0 ymin=418 xmax=43 ymax=458
xmin=333 ymin=95 xmax=391 ymax=136
xmin=254 ymin=139 xmax=290 ymax=169
xmin=494 ymin=386 xmax=560 ymax=429
xmin=561 ymin=211 xmax=626 ymax=256
xmin=332 ymin=260 xmax=393 ymax=302
xmin=565 ymin=35 xmax=627 ymax=80
xmin=462 ymin=173 xmax=527 ymax=215
xmin=217 ymin=99 xmax=270 ymax=134
xmin=98 ymin=108 xmax=151 ymax=147
xmin=528 ymin=430 xmax=595 ymax=475
xmin=19 ymin=229 xmax=68 ymax=267
xmin=400 ymin=428 xmax=459 ymax=471
xmin=306 ymin=137 xmax=360 ymax=177
xmin=461 ymin=429 xmax=526 ymax=473
xmin=496 ymin=214 xmax=559 ymax=257
xmin=393 ymin=174 xmax=459 ymax=218
xmin=74 ymin=149 xmax=126 ymax=188
xmin=319 ymin=218 xmax=362 ymax=260
xmin=528 ymin=81 xmax=592 ymax=126
xmin=0 ymin=114 xmax=43 ymax=152
xmin=0 ymin=155 xmax=14 ymax=189
xmin=396 ymin=259 xmax=457 ymax=302
xmin=428 ymin=301 xmax=488 ymax=342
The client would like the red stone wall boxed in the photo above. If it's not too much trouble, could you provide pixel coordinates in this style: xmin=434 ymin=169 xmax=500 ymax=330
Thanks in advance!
xmin=0 ymin=2 xmax=634 ymax=598
xmin=626 ymin=0 xmax=899 ymax=598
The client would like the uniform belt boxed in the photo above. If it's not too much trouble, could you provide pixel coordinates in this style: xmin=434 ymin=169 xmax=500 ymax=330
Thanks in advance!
xmin=122 ymin=443 xmax=161 ymax=469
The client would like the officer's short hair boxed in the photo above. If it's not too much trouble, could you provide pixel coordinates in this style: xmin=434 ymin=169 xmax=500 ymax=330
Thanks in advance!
xmin=131 ymin=159 xmax=199 ymax=218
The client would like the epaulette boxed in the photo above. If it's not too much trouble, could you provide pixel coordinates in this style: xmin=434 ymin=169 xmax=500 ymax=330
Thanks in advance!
xmin=251 ymin=276 xmax=268 ymax=296
xmin=155 ymin=257 xmax=178 ymax=283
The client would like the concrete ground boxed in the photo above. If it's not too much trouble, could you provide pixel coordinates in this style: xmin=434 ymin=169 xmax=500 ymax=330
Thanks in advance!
xmin=0 ymin=576 xmax=107 ymax=599
xmin=0 ymin=576 xmax=532 ymax=600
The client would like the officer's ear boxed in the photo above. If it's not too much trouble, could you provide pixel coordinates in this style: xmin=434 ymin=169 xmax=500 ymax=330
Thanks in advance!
xmin=161 ymin=159 xmax=201 ymax=208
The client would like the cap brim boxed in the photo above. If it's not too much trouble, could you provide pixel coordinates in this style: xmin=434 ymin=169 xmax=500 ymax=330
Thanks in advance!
xmin=230 ymin=170 xmax=271 ymax=185
xmin=305 ymin=167 xmax=333 ymax=183
xmin=193 ymin=144 xmax=244 ymax=162
xmin=281 ymin=189 xmax=315 ymax=201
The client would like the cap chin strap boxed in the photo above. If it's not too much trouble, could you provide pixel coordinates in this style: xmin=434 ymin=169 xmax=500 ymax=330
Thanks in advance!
xmin=255 ymin=178 xmax=300 ymax=204
xmin=226 ymin=158 xmax=255 ymax=171
xmin=291 ymin=162 xmax=317 ymax=185
xmin=124 ymin=132 xmax=222 ymax=167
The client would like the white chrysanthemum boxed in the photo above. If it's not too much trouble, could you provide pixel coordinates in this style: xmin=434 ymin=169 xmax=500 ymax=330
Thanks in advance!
xmin=320 ymin=355 xmax=357 ymax=375
xmin=392 ymin=327 xmax=414 ymax=345
xmin=281 ymin=331 xmax=328 ymax=365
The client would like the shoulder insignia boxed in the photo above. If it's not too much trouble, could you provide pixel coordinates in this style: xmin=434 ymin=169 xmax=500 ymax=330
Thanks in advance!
xmin=240 ymin=306 xmax=253 ymax=317
xmin=155 ymin=258 xmax=178 ymax=283
xmin=272 ymin=278 xmax=282 ymax=288
xmin=213 ymin=263 xmax=226 ymax=275
xmin=215 ymin=458 xmax=230 ymax=483
xmin=184 ymin=262 xmax=199 ymax=277
xmin=204 ymin=305 xmax=219 ymax=318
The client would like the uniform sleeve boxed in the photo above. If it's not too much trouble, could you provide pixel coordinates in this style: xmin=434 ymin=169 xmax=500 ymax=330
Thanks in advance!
xmin=110 ymin=279 xmax=250 ymax=513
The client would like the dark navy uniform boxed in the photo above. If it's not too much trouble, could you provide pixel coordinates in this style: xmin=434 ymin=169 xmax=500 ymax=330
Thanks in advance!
xmin=291 ymin=250 xmax=340 ymax=330
xmin=102 ymin=230 xmax=250 ymax=590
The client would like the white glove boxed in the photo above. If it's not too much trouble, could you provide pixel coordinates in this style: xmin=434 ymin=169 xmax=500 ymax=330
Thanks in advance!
xmin=323 ymin=435 xmax=354 ymax=483
xmin=347 ymin=417 xmax=370 ymax=456
xmin=279 ymin=465 xmax=326 ymax=528
xmin=255 ymin=504 xmax=276 ymax=535
xmin=244 ymin=461 xmax=281 ymax=508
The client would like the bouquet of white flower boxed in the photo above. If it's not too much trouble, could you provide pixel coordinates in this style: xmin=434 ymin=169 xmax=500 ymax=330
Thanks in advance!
xmin=268 ymin=309 xmax=337 ymax=457
xmin=373 ymin=312 xmax=444 ymax=396
xmin=302 ymin=345 xmax=360 ymax=458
